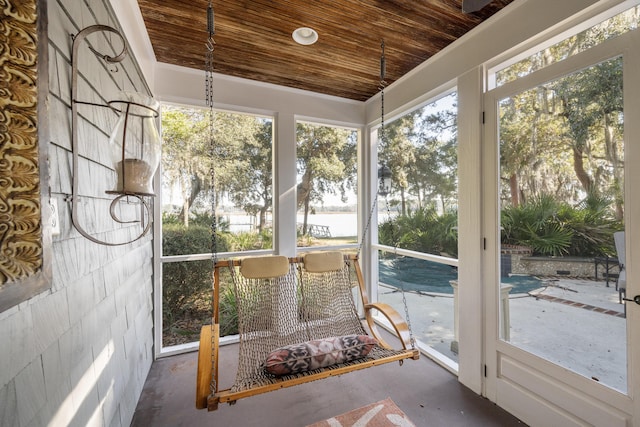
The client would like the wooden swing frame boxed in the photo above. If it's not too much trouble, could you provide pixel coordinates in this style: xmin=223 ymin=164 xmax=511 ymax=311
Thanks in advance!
xmin=195 ymin=253 xmax=419 ymax=411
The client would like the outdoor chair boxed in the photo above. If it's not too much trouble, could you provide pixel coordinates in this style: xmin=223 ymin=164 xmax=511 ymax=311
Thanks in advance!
xmin=614 ymin=231 xmax=626 ymax=316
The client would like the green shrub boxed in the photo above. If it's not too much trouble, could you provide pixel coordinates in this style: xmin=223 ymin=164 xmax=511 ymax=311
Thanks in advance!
xmin=226 ymin=229 xmax=272 ymax=251
xmin=501 ymin=195 xmax=574 ymax=256
xmin=162 ymin=211 xmax=231 ymax=230
xmin=161 ymin=222 xmax=273 ymax=343
xmin=379 ymin=193 xmax=622 ymax=258
xmin=218 ymin=278 xmax=239 ymax=336
xmin=162 ymin=223 xmax=228 ymax=344
xmin=379 ymin=206 xmax=458 ymax=257
xmin=163 ymin=223 xmax=212 ymax=255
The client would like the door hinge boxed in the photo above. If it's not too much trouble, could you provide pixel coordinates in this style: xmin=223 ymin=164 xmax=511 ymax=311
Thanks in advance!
xmin=483 ymin=238 xmax=486 ymax=250
xmin=482 ymin=111 xmax=485 ymax=124
xmin=484 ymin=364 xmax=487 ymax=377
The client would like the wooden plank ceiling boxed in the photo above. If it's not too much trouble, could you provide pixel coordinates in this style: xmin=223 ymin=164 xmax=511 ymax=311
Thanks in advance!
xmin=138 ymin=0 xmax=515 ymax=101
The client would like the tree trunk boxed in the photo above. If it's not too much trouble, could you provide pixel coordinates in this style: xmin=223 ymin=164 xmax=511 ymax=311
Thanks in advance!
xmin=303 ymin=193 xmax=311 ymax=235
xmin=604 ymin=112 xmax=624 ymax=220
xmin=188 ymin=175 xmax=202 ymax=212
xmin=179 ymin=175 xmax=190 ymax=227
xmin=178 ymin=175 xmax=203 ymax=227
xmin=296 ymin=172 xmax=312 ymax=209
xmin=181 ymin=199 xmax=189 ymax=227
xmin=400 ymin=188 xmax=407 ymax=216
xmin=258 ymin=206 xmax=267 ymax=232
xmin=509 ymin=174 xmax=519 ymax=207
xmin=572 ymin=143 xmax=594 ymax=194
xmin=297 ymin=170 xmax=313 ymax=235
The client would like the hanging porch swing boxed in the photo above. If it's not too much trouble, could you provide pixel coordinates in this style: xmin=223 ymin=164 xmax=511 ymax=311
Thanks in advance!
xmin=195 ymin=3 xmax=419 ymax=411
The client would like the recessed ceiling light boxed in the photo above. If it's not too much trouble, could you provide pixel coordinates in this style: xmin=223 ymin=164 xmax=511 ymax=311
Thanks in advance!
xmin=292 ymin=27 xmax=318 ymax=45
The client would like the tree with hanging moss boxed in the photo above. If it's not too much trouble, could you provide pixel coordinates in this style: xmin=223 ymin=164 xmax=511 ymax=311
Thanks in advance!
xmin=379 ymin=112 xmax=417 ymax=216
xmin=296 ymin=123 xmax=357 ymax=235
xmin=379 ymin=94 xmax=458 ymax=216
xmin=220 ymin=117 xmax=273 ymax=231
xmin=162 ymin=106 xmax=274 ymax=230
xmin=495 ymin=11 xmax=630 ymax=212
xmin=161 ymin=106 xmax=209 ymax=226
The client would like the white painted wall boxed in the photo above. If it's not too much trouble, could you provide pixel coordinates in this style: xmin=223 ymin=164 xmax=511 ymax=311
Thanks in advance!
xmin=0 ymin=1 xmax=154 ymax=426
xmin=155 ymin=62 xmax=365 ymax=125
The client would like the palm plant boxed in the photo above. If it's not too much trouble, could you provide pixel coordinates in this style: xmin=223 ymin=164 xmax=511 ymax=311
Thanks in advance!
xmin=379 ymin=206 xmax=458 ymax=257
xmin=501 ymin=193 xmax=621 ymax=256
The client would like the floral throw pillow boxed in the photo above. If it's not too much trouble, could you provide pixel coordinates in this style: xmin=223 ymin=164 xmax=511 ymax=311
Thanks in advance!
xmin=263 ymin=335 xmax=378 ymax=376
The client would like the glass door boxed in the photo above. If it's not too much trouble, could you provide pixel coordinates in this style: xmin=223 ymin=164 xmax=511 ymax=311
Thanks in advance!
xmin=483 ymin=25 xmax=640 ymax=426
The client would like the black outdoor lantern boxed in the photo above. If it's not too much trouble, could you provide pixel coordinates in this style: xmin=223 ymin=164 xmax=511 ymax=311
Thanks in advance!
xmin=378 ymin=164 xmax=392 ymax=197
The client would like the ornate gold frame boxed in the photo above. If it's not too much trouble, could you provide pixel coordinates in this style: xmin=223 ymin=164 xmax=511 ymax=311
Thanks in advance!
xmin=0 ymin=0 xmax=51 ymax=311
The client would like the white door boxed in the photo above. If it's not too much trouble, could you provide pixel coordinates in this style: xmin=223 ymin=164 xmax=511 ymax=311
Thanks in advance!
xmin=482 ymin=28 xmax=640 ymax=426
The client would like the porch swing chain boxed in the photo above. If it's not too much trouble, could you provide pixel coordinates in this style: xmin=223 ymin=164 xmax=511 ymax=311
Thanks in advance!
xmin=206 ymin=0 xmax=218 ymax=396
xmin=385 ymin=197 xmax=415 ymax=350
xmin=360 ymin=40 xmax=415 ymax=351
xmin=357 ymin=197 xmax=378 ymax=258
xmin=358 ymin=40 xmax=386 ymax=257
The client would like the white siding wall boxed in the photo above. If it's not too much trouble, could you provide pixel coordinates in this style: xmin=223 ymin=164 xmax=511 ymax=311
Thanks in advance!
xmin=0 ymin=1 xmax=154 ymax=426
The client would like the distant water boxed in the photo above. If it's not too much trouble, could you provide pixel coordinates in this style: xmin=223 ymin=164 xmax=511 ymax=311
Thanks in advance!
xmin=379 ymin=257 xmax=542 ymax=295
xmin=296 ymin=213 xmax=357 ymax=237
xmin=224 ymin=212 xmax=358 ymax=237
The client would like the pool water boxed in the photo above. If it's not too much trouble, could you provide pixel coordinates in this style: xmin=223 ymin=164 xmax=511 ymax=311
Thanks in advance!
xmin=379 ymin=256 xmax=543 ymax=295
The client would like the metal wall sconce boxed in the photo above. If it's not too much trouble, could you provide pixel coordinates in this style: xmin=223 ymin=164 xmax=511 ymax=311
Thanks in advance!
xmin=70 ymin=25 xmax=160 ymax=246
xmin=377 ymin=164 xmax=392 ymax=197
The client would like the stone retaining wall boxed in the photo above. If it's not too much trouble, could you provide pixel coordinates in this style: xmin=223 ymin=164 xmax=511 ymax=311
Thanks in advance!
xmin=512 ymin=256 xmax=595 ymax=277
xmin=501 ymin=245 xmax=618 ymax=279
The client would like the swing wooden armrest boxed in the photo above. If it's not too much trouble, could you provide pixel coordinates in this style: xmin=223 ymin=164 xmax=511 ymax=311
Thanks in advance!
xmin=196 ymin=324 xmax=218 ymax=410
xmin=364 ymin=302 xmax=417 ymax=355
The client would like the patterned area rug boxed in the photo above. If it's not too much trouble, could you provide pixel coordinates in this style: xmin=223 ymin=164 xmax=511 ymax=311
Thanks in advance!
xmin=307 ymin=398 xmax=415 ymax=427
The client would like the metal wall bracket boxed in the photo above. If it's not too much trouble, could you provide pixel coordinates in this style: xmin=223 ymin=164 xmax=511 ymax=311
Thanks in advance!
xmin=70 ymin=25 xmax=152 ymax=246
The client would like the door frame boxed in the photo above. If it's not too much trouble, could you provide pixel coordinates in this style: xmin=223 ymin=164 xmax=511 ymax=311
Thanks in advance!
xmin=482 ymin=28 xmax=639 ymax=425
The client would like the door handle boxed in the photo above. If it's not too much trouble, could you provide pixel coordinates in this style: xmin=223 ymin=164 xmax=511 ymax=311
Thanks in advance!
xmin=622 ymin=295 xmax=640 ymax=305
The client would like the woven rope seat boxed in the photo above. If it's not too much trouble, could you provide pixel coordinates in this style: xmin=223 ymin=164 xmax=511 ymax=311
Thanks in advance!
xmin=196 ymin=251 xmax=419 ymax=411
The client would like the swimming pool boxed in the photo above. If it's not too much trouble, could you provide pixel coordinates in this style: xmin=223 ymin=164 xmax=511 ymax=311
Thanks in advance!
xmin=379 ymin=256 xmax=543 ymax=295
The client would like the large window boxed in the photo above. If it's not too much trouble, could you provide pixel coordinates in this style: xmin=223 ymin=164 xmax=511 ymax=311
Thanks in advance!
xmin=296 ymin=121 xmax=359 ymax=251
xmin=160 ymin=105 xmax=273 ymax=349
xmin=375 ymin=91 xmax=459 ymax=364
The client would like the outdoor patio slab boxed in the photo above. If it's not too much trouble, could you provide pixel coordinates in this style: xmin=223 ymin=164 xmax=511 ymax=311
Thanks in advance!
xmin=379 ymin=277 xmax=628 ymax=393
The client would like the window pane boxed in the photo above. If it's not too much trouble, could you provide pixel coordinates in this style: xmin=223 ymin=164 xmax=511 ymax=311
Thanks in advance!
xmin=160 ymin=105 xmax=273 ymax=349
xmin=162 ymin=259 xmax=211 ymax=347
xmin=378 ymin=252 xmax=458 ymax=358
xmin=495 ymin=6 xmax=639 ymax=86
xmin=161 ymin=105 xmax=274 ymax=256
xmin=377 ymin=92 xmax=459 ymax=363
xmin=296 ymin=121 xmax=358 ymax=248
xmin=498 ymin=57 xmax=626 ymax=392
xmin=162 ymin=260 xmax=240 ymax=347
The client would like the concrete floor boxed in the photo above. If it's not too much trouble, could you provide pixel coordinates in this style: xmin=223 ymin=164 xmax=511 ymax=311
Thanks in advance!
xmin=131 ymin=341 xmax=524 ymax=427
